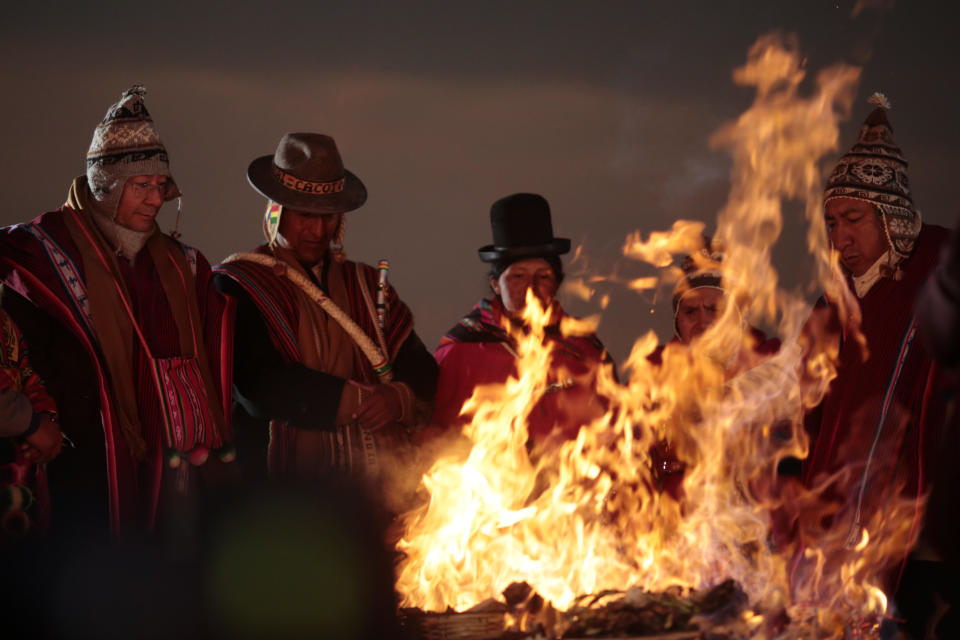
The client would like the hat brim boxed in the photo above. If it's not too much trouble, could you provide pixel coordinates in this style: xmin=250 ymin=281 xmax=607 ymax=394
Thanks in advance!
xmin=247 ymin=154 xmax=367 ymax=214
xmin=478 ymin=239 xmax=571 ymax=263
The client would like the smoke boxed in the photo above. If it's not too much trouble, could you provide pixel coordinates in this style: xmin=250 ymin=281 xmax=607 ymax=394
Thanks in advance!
xmin=851 ymin=0 xmax=895 ymax=18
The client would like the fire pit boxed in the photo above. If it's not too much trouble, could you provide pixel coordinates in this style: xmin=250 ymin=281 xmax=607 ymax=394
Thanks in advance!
xmin=400 ymin=578 xmax=883 ymax=639
xmin=392 ymin=33 xmax=913 ymax=640
xmin=400 ymin=579 xmax=759 ymax=639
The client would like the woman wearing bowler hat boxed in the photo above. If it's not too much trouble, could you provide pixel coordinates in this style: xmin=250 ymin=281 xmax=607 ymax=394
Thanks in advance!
xmin=431 ymin=193 xmax=615 ymax=446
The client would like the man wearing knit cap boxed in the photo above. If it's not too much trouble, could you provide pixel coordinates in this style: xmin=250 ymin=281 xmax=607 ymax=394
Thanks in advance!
xmin=0 ymin=86 xmax=234 ymax=538
xmin=213 ymin=133 xmax=436 ymax=491
xmin=800 ymin=94 xmax=951 ymax=602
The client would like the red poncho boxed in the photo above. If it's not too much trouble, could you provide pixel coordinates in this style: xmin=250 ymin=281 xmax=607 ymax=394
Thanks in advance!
xmin=803 ymin=224 xmax=951 ymax=584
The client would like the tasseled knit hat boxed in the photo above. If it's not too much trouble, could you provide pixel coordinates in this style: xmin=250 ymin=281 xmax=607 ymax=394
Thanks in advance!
xmin=86 ymin=85 xmax=180 ymax=218
xmin=824 ymin=92 xmax=921 ymax=258
xmin=672 ymin=241 xmax=725 ymax=314
xmin=671 ymin=239 xmax=729 ymax=336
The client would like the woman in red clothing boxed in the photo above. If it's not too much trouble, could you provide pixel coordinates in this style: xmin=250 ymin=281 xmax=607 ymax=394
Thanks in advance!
xmin=431 ymin=193 xmax=614 ymax=446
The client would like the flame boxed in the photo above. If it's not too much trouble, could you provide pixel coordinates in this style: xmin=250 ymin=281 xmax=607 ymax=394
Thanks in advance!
xmin=562 ymin=277 xmax=595 ymax=302
xmin=623 ymin=220 xmax=707 ymax=267
xmin=395 ymin=33 xmax=919 ymax=636
xmin=627 ymin=277 xmax=659 ymax=292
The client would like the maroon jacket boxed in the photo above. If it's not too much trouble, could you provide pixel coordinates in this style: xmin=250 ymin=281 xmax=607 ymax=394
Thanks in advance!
xmin=802 ymin=224 xmax=951 ymax=587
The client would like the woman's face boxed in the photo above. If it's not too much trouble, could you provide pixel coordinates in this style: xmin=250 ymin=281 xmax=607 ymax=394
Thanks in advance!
xmin=675 ymin=287 xmax=725 ymax=343
xmin=491 ymin=258 xmax=558 ymax=315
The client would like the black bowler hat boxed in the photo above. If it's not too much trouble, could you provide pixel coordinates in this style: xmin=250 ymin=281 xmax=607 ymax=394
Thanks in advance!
xmin=478 ymin=193 xmax=571 ymax=263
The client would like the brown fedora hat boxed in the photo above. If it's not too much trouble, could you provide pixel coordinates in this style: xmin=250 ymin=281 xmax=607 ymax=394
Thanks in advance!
xmin=247 ymin=132 xmax=367 ymax=214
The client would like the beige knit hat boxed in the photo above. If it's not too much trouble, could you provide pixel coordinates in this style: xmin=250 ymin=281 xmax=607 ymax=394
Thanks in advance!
xmin=86 ymin=85 xmax=181 ymax=217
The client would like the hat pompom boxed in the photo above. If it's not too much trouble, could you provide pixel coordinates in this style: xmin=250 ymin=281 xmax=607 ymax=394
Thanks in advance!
xmin=868 ymin=92 xmax=891 ymax=110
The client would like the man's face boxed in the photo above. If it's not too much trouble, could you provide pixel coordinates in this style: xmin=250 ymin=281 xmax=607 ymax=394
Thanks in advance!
xmin=676 ymin=287 xmax=725 ymax=344
xmin=490 ymin=258 xmax=558 ymax=315
xmin=824 ymin=197 xmax=889 ymax=277
xmin=276 ymin=208 xmax=342 ymax=266
xmin=115 ymin=175 xmax=168 ymax=232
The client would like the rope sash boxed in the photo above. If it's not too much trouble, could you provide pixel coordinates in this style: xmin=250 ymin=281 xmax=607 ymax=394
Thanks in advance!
xmin=221 ymin=252 xmax=393 ymax=382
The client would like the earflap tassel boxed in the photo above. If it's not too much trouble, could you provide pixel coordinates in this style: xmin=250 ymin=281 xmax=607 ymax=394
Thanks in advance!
xmin=170 ymin=196 xmax=183 ymax=240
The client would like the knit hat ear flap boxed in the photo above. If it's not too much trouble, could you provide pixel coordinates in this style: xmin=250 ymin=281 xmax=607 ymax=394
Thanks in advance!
xmin=672 ymin=238 xmax=725 ymax=313
xmin=86 ymin=85 xmax=180 ymax=218
xmin=824 ymin=92 xmax=920 ymax=258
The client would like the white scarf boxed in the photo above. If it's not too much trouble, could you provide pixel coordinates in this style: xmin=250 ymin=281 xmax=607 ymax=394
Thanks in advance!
xmin=89 ymin=207 xmax=155 ymax=262
xmin=852 ymin=250 xmax=898 ymax=298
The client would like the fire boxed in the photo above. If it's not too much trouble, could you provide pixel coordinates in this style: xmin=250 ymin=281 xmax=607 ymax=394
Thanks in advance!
xmin=395 ymin=33 xmax=921 ymax=636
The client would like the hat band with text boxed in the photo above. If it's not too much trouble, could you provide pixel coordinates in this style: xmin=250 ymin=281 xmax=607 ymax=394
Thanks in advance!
xmin=272 ymin=165 xmax=345 ymax=195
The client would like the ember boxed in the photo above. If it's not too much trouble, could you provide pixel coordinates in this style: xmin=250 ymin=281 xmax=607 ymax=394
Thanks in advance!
xmin=401 ymin=580 xmax=754 ymax=639
xmin=394 ymin=32 xmax=920 ymax=639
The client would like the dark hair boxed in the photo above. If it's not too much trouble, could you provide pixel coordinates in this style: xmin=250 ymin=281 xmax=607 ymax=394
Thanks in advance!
xmin=487 ymin=255 xmax=565 ymax=295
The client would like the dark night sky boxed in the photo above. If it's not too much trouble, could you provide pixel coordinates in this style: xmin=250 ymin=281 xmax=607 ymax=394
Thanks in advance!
xmin=2 ymin=1 xmax=957 ymax=364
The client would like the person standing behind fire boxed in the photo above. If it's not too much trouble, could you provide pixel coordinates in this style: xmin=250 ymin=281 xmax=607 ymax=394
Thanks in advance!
xmin=648 ymin=241 xmax=781 ymax=497
xmin=0 ymin=86 xmax=235 ymax=539
xmin=800 ymin=94 xmax=950 ymax=600
xmin=431 ymin=193 xmax=615 ymax=448
xmin=649 ymin=239 xmax=780 ymax=368
xmin=213 ymin=133 xmax=438 ymax=486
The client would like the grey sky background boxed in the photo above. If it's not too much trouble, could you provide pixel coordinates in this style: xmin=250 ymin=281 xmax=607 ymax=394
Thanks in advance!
xmin=2 ymin=1 xmax=956 ymax=364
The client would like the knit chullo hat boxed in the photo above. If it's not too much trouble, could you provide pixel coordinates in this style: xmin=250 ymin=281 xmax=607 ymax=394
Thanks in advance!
xmin=672 ymin=240 xmax=725 ymax=314
xmin=86 ymin=85 xmax=180 ymax=218
xmin=671 ymin=240 xmax=745 ymax=349
xmin=824 ymin=92 xmax=921 ymax=258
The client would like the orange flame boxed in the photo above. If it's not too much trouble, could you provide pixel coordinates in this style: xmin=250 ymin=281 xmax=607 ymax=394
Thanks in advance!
xmin=395 ymin=33 xmax=919 ymax=635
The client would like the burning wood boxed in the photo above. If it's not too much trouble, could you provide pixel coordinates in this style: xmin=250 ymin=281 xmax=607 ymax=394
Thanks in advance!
xmin=561 ymin=580 xmax=748 ymax=638
xmin=401 ymin=579 xmax=884 ymax=638
xmin=399 ymin=579 xmax=761 ymax=639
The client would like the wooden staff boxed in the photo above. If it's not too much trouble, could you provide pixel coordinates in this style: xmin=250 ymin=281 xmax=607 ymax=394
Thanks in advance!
xmin=376 ymin=259 xmax=390 ymax=329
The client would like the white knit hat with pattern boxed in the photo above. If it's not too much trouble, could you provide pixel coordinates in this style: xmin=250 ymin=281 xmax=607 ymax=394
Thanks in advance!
xmin=85 ymin=85 xmax=180 ymax=217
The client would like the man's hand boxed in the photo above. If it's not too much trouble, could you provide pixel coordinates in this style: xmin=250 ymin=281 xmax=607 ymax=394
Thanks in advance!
xmin=354 ymin=384 xmax=403 ymax=432
xmin=22 ymin=414 xmax=63 ymax=463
